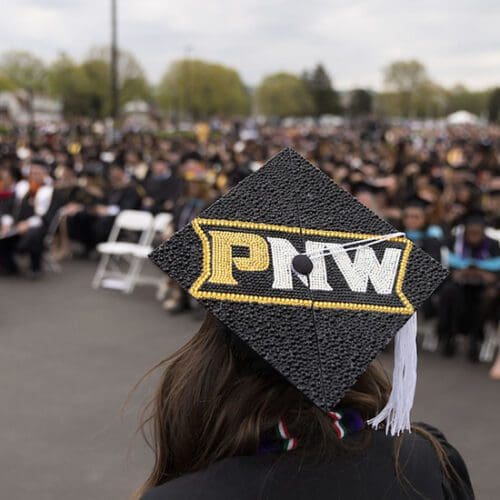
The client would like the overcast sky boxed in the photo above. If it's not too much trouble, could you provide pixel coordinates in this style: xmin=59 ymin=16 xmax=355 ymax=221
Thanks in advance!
xmin=1 ymin=0 xmax=499 ymax=90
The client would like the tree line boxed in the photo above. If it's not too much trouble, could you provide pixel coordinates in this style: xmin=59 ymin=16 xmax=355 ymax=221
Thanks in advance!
xmin=1 ymin=49 xmax=499 ymax=122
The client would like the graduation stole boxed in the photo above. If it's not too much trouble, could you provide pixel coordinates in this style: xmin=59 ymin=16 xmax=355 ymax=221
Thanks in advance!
xmin=258 ymin=408 xmax=365 ymax=454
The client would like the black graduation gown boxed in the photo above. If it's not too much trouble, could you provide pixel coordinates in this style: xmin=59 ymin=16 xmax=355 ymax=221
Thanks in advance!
xmin=0 ymin=186 xmax=58 ymax=272
xmin=143 ymin=174 xmax=182 ymax=214
xmin=66 ymin=183 xmax=143 ymax=249
xmin=142 ymin=425 xmax=473 ymax=500
xmin=415 ymin=236 xmax=442 ymax=263
xmin=0 ymin=190 xmax=15 ymax=217
xmin=106 ymin=184 xmax=143 ymax=211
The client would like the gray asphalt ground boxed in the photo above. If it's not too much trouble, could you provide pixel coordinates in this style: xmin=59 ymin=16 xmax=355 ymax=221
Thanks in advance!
xmin=1 ymin=259 xmax=499 ymax=499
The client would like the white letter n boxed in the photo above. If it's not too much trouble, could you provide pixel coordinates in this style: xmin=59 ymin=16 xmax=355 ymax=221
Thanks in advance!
xmin=266 ymin=237 xmax=332 ymax=291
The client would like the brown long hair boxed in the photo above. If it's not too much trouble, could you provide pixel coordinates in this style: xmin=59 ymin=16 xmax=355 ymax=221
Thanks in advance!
xmin=134 ymin=313 xmax=459 ymax=499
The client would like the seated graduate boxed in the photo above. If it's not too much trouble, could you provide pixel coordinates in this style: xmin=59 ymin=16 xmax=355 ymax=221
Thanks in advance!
xmin=66 ymin=161 xmax=143 ymax=253
xmin=125 ymin=150 xmax=150 ymax=184
xmin=0 ymin=158 xmax=54 ymax=276
xmin=402 ymin=196 xmax=444 ymax=262
xmin=45 ymin=163 xmax=103 ymax=261
xmin=141 ymin=158 xmax=181 ymax=214
xmin=438 ymin=210 xmax=499 ymax=361
xmin=137 ymin=149 xmax=474 ymax=500
xmin=161 ymin=156 xmax=217 ymax=313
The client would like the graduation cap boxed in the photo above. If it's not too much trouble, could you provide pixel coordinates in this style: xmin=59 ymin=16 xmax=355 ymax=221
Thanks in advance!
xmin=350 ymin=181 xmax=385 ymax=196
xmin=150 ymin=149 xmax=447 ymax=435
xmin=30 ymin=157 xmax=50 ymax=169
xmin=461 ymin=209 xmax=487 ymax=226
xmin=404 ymin=196 xmax=432 ymax=210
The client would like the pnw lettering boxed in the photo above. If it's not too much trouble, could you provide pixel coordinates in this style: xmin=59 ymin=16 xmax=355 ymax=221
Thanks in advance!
xmin=190 ymin=218 xmax=413 ymax=314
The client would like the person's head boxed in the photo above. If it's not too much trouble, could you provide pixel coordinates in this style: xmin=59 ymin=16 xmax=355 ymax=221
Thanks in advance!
xmin=29 ymin=160 xmax=49 ymax=185
xmin=108 ymin=163 xmax=126 ymax=185
xmin=486 ymin=180 xmax=500 ymax=217
xmin=151 ymin=158 xmax=169 ymax=177
xmin=451 ymin=164 xmax=471 ymax=185
xmin=351 ymin=183 xmax=378 ymax=211
xmin=463 ymin=212 xmax=486 ymax=247
xmin=0 ymin=165 xmax=21 ymax=187
xmin=402 ymin=198 xmax=430 ymax=231
xmin=55 ymin=164 xmax=77 ymax=186
xmin=361 ymin=162 xmax=378 ymax=179
xmin=125 ymin=150 xmax=141 ymax=166
xmin=455 ymin=183 xmax=474 ymax=205
xmin=184 ymin=179 xmax=209 ymax=199
xmin=402 ymin=206 xmax=426 ymax=231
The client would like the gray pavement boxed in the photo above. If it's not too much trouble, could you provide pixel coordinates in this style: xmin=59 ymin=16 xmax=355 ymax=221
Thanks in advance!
xmin=1 ymin=260 xmax=498 ymax=499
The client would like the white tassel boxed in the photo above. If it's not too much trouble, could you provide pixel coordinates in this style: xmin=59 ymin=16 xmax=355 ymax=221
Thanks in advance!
xmin=367 ymin=312 xmax=418 ymax=436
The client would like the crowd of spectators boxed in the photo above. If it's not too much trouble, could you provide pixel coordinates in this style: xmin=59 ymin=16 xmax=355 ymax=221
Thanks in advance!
xmin=0 ymin=119 xmax=498 ymax=374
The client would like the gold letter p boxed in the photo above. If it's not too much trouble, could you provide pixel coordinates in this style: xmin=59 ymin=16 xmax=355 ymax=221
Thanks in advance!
xmin=208 ymin=230 xmax=270 ymax=285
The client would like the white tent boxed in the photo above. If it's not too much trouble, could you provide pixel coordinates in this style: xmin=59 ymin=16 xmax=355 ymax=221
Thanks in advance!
xmin=446 ymin=110 xmax=480 ymax=125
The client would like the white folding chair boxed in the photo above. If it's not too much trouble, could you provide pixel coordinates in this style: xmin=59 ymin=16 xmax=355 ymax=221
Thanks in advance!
xmin=122 ymin=212 xmax=174 ymax=294
xmin=92 ymin=210 xmax=154 ymax=291
xmin=417 ymin=245 xmax=449 ymax=352
xmin=480 ymin=322 xmax=499 ymax=363
xmin=485 ymin=227 xmax=500 ymax=243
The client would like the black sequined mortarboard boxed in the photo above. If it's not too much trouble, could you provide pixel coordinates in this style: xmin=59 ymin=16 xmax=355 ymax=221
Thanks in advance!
xmin=150 ymin=148 xmax=448 ymax=434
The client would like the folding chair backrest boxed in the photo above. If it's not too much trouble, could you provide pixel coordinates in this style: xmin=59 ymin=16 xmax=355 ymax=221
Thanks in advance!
xmin=485 ymin=227 xmax=500 ymax=243
xmin=116 ymin=210 xmax=154 ymax=231
xmin=153 ymin=212 xmax=173 ymax=233
xmin=107 ymin=210 xmax=154 ymax=244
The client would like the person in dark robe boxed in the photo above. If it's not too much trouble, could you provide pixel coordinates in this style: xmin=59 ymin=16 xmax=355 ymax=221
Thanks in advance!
xmin=137 ymin=149 xmax=473 ymax=500
xmin=44 ymin=164 xmax=101 ymax=261
xmin=401 ymin=197 xmax=445 ymax=323
xmin=438 ymin=211 xmax=499 ymax=360
xmin=0 ymin=159 xmax=55 ymax=276
xmin=141 ymin=158 xmax=181 ymax=214
xmin=402 ymin=197 xmax=443 ymax=262
xmin=66 ymin=162 xmax=143 ymax=253
xmin=162 ymin=162 xmax=215 ymax=313
xmin=137 ymin=315 xmax=473 ymax=500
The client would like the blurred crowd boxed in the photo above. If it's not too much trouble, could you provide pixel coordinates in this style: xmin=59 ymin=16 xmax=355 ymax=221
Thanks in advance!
xmin=0 ymin=119 xmax=499 ymax=373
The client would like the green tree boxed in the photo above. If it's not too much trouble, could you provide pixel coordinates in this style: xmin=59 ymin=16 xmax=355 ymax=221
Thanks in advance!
xmin=302 ymin=64 xmax=341 ymax=116
xmin=121 ymin=76 xmax=151 ymax=106
xmin=80 ymin=59 xmax=111 ymax=118
xmin=0 ymin=51 xmax=47 ymax=92
xmin=349 ymin=89 xmax=373 ymax=116
xmin=375 ymin=92 xmax=399 ymax=117
xmin=46 ymin=54 xmax=102 ymax=117
xmin=87 ymin=46 xmax=152 ymax=105
xmin=0 ymin=73 xmax=16 ymax=91
xmin=488 ymin=87 xmax=500 ymax=122
xmin=256 ymin=72 xmax=314 ymax=118
xmin=445 ymin=84 xmax=489 ymax=116
xmin=158 ymin=59 xmax=250 ymax=119
xmin=46 ymin=48 xmax=152 ymax=118
xmin=383 ymin=60 xmax=429 ymax=117
xmin=413 ymin=81 xmax=447 ymax=118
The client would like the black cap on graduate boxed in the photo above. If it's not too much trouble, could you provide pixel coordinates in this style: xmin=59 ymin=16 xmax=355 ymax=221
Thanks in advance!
xmin=150 ymin=149 xmax=448 ymax=435
xmin=461 ymin=209 xmax=487 ymax=226
xmin=405 ymin=196 xmax=432 ymax=210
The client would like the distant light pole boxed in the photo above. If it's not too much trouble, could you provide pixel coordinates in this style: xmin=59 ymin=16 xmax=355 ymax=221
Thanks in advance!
xmin=185 ymin=44 xmax=193 ymax=122
xmin=111 ymin=0 xmax=119 ymax=125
